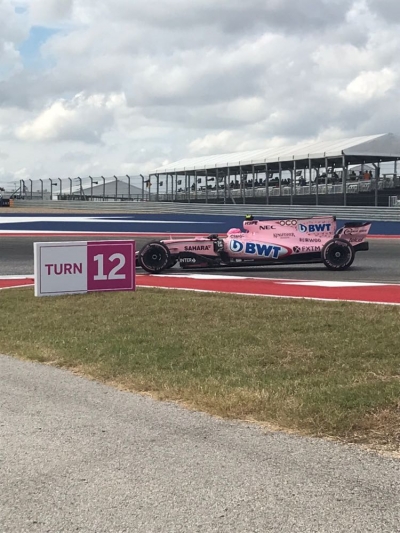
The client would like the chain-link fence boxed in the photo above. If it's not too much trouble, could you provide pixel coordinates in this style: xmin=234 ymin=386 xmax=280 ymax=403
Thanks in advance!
xmin=6 ymin=175 xmax=150 ymax=202
xmin=3 ymin=170 xmax=400 ymax=207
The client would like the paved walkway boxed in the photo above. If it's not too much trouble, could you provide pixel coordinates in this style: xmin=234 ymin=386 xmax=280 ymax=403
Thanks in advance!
xmin=1 ymin=354 xmax=399 ymax=532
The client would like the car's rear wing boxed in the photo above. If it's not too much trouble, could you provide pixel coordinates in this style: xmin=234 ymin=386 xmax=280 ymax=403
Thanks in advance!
xmin=335 ymin=222 xmax=371 ymax=243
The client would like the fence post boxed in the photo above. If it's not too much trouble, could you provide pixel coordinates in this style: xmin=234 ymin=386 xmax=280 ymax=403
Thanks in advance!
xmin=126 ymin=175 xmax=131 ymax=201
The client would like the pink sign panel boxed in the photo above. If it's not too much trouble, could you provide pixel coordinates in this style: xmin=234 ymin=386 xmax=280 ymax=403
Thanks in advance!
xmin=87 ymin=240 xmax=136 ymax=292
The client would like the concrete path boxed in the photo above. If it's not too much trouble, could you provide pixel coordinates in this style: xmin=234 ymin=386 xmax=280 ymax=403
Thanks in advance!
xmin=1 ymin=355 xmax=399 ymax=533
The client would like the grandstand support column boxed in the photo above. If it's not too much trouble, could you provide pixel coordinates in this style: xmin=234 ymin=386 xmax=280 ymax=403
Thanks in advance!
xmin=205 ymin=169 xmax=208 ymax=204
xmin=166 ymin=174 xmax=169 ymax=200
xmin=265 ymin=163 xmax=269 ymax=205
xmin=279 ymin=161 xmax=282 ymax=197
xmin=40 ymin=179 xmax=43 ymax=200
xmin=127 ymin=175 xmax=131 ymax=201
xmin=227 ymin=167 xmax=231 ymax=204
xmin=68 ymin=178 xmax=72 ymax=197
xmin=290 ymin=162 xmax=295 ymax=205
xmin=174 ymin=172 xmax=177 ymax=201
xmin=29 ymin=179 xmax=33 ymax=199
xmin=241 ymin=167 xmax=246 ymax=205
xmin=187 ymin=172 xmax=191 ymax=203
xmin=58 ymin=178 xmax=62 ymax=199
xmin=315 ymin=166 xmax=319 ymax=206
xmin=342 ymin=156 xmax=347 ymax=207
xmin=102 ymin=176 xmax=106 ymax=201
xmin=239 ymin=166 xmax=242 ymax=203
xmin=216 ymin=169 xmax=220 ymax=202
xmin=194 ymin=170 xmax=198 ymax=201
xmin=324 ymin=157 xmax=328 ymax=195
xmin=49 ymin=178 xmax=52 ymax=201
xmin=155 ymin=174 xmax=159 ymax=202
xmin=223 ymin=171 xmax=227 ymax=204
xmin=252 ymin=165 xmax=255 ymax=198
xmin=373 ymin=162 xmax=380 ymax=207
xmin=395 ymin=160 xmax=398 ymax=179
xmin=308 ymin=158 xmax=312 ymax=199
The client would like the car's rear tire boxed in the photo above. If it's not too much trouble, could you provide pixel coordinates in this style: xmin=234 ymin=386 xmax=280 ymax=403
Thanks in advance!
xmin=138 ymin=241 xmax=171 ymax=274
xmin=322 ymin=238 xmax=355 ymax=270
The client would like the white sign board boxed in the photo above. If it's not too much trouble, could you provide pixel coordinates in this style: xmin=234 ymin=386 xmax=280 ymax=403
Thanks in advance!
xmin=34 ymin=240 xmax=136 ymax=297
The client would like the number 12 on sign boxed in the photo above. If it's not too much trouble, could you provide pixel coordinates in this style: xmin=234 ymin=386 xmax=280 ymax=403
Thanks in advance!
xmin=87 ymin=241 xmax=135 ymax=292
xmin=93 ymin=253 xmax=126 ymax=281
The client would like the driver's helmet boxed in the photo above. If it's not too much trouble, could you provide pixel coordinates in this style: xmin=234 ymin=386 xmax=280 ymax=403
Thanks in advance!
xmin=227 ymin=228 xmax=242 ymax=235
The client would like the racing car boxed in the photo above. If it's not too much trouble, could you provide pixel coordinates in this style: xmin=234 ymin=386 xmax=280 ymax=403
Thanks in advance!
xmin=136 ymin=215 xmax=371 ymax=274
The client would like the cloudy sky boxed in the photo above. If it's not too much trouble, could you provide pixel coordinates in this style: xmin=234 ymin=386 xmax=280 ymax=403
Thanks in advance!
xmin=1 ymin=0 xmax=400 ymax=186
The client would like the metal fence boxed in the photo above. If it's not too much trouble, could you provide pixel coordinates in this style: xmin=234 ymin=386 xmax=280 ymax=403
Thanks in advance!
xmin=4 ymin=175 xmax=148 ymax=201
xmin=2 ymin=174 xmax=400 ymax=205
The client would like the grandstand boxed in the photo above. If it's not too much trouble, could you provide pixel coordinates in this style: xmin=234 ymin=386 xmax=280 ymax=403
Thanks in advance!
xmin=149 ymin=133 xmax=400 ymax=206
xmin=2 ymin=133 xmax=400 ymax=207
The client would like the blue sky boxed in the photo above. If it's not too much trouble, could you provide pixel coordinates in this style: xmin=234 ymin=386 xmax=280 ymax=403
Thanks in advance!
xmin=1 ymin=0 xmax=400 ymax=186
xmin=18 ymin=25 xmax=59 ymax=69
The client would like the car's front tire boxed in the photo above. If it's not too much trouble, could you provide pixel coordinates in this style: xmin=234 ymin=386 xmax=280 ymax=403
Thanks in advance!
xmin=322 ymin=238 xmax=355 ymax=270
xmin=138 ymin=241 xmax=171 ymax=274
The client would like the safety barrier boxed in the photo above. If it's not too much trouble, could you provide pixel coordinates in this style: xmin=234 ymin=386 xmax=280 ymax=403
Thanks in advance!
xmin=11 ymin=199 xmax=400 ymax=221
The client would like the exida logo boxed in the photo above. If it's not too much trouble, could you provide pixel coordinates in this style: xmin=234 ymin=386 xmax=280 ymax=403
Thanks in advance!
xmin=229 ymin=240 xmax=284 ymax=259
xmin=298 ymin=223 xmax=331 ymax=233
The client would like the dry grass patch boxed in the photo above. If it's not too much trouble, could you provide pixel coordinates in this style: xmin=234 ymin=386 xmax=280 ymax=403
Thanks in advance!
xmin=0 ymin=287 xmax=399 ymax=451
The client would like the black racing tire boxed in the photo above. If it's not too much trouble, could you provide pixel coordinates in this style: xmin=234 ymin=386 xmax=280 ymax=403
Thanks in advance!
xmin=322 ymin=238 xmax=355 ymax=270
xmin=138 ymin=241 xmax=171 ymax=274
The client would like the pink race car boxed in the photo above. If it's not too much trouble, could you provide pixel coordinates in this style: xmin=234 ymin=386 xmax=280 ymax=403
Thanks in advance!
xmin=136 ymin=215 xmax=371 ymax=274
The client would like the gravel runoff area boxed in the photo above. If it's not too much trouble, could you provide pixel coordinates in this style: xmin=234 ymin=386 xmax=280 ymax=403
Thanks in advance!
xmin=1 ymin=354 xmax=399 ymax=533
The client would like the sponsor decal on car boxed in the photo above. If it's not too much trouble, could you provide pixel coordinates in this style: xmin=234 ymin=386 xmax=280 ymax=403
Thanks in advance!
xmin=259 ymin=225 xmax=277 ymax=230
xmin=298 ymin=223 xmax=332 ymax=233
xmin=293 ymin=245 xmax=321 ymax=253
xmin=229 ymin=240 xmax=286 ymax=259
xmin=273 ymin=233 xmax=295 ymax=238
xmin=184 ymin=245 xmax=212 ymax=251
xmin=244 ymin=220 xmax=258 ymax=226
xmin=299 ymin=238 xmax=322 ymax=243
xmin=278 ymin=220 xmax=297 ymax=226
xmin=343 ymin=227 xmax=368 ymax=235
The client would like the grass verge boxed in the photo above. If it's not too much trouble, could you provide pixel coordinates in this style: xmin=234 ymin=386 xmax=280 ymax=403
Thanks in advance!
xmin=1 ymin=287 xmax=399 ymax=452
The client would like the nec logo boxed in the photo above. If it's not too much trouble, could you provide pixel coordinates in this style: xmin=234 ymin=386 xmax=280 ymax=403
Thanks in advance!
xmin=298 ymin=223 xmax=331 ymax=233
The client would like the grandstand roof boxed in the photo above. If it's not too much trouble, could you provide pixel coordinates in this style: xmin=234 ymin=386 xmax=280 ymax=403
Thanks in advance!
xmin=152 ymin=133 xmax=400 ymax=175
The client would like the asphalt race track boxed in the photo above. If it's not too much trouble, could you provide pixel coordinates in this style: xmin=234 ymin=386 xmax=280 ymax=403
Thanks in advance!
xmin=0 ymin=235 xmax=399 ymax=283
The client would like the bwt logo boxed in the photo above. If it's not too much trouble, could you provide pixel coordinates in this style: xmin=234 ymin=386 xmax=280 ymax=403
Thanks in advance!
xmin=230 ymin=240 xmax=283 ymax=259
xmin=298 ymin=223 xmax=331 ymax=233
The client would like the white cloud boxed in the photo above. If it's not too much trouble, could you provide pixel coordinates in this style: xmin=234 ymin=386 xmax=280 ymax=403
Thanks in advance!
xmin=1 ymin=0 xmax=400 ymax=183
xmin=340 ymin=68 xmax=398 ymax=103
xmin=28 ymin=0 xmax=74 ymax=25
xmin=16 ymin=92 xmax=127 ymax=142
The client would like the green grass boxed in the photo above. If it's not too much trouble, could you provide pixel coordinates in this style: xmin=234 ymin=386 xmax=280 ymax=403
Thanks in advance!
xmin=1 ymin=287 xmax=399 ymax=451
